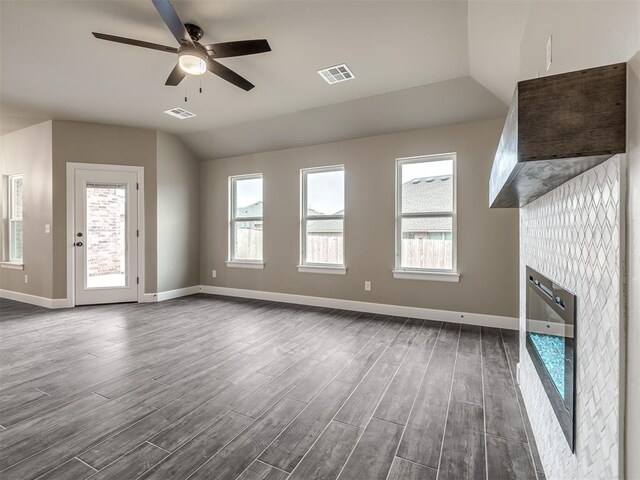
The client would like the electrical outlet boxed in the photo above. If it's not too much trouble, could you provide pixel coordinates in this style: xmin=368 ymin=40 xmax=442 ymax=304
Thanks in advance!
xmin=44 ymin=224 xmax=51 ymax=234
xmin=364 ymin=281 xmax=371 ymax=291
xmin=24 ymin=274 xmax=28 ymax=284
xmin=211 ymin=270 xmax=217 ymax=278
xmin=546 ymin=34 xmax=553 ymax=71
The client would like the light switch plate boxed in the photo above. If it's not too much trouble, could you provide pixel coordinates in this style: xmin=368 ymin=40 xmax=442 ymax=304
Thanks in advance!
xmin=364 ymin=281 xmax=371 ymax=291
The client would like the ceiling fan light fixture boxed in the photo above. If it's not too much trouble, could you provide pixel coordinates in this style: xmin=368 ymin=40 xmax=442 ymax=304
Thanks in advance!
xmin=178 ymin=50 xmax=207 ymax=75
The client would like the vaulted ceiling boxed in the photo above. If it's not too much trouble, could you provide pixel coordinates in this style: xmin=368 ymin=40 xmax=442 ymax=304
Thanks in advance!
xmin=1 ymin=0 xmax=637 ymax=159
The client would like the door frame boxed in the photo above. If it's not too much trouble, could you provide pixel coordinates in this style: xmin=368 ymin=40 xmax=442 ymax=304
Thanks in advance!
xmin=66 ymin=162 xmax=145 ymax=307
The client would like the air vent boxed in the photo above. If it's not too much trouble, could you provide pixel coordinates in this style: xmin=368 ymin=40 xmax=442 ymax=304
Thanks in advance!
xmin=163 ymin=107 xmax=196 ymax=119
xmin=318 ymin=64 xmax=355 ymax=84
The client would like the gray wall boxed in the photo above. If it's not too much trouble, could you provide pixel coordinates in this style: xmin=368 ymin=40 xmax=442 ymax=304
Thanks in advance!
xmin=517 ymin=1 xmax=639 ymax=83
xmin=156 ymin=132 xmax=200 ymax=292
xmin=626 ymin=51 xmax=640 ymax=480
xmin=51 ymin=121 xmax=158 ymax=297
xmin=1 ymin=121 xmax=202 ymax=300
xmin=0 ymin=121 xmax=53 ymax=298
xmin=200 ymin=118 xmax=519 ymax=318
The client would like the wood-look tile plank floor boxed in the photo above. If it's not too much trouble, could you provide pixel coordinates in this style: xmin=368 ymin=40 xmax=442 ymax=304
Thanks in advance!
xmin=0 ymin=294 xmax=545 ymax=480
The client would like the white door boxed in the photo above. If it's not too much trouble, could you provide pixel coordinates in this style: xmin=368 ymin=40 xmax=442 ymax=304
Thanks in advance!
xmin=74 ymin=168 xmax=139 ymax=305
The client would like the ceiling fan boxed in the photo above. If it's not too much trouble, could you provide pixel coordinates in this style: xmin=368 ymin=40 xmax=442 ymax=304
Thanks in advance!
xmin=92 ymin=0 xmax=271 ymax=91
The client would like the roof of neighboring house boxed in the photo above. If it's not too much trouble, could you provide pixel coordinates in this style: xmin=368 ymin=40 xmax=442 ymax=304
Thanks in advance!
xmin=402 ymin=175 xmax=453 ymax=213
xmin=236 ymin=201 xmax=263 ymax=218
xmin=236 ymin=176 xmax=452 ymax=233
xmin=400 ymin=175 xmax=452 ymax=233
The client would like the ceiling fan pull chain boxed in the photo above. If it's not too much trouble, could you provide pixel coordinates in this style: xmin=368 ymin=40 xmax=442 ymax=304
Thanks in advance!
xmin=199 ymin=77 xmax=203 ymax=94
xmin=184 ymin=82 xmax=188 ymax=102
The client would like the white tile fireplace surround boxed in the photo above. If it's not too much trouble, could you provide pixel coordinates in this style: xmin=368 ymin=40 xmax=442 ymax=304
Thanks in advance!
xmin=519 ymin=156 xmax=624 ymax=479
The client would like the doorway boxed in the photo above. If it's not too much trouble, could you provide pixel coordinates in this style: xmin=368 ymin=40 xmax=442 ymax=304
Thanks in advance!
xmin=67 ymin=164 xmax=144 ymax=305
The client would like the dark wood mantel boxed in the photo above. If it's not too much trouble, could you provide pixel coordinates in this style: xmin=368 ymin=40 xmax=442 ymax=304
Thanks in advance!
xmin=489 ymin=63 xmax=626 ymax=208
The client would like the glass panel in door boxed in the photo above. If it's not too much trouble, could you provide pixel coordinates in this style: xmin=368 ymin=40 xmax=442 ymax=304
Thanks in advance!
xmin=85 ymin=183 xmax=128 ymax=289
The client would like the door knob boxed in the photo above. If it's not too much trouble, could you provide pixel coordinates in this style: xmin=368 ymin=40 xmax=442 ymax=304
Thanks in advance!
xmin=75 ymin=242 xmax=83 ymax=247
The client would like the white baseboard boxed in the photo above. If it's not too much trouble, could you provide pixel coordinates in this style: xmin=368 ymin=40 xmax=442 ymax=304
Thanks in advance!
xmin=2 ymin=284 xmax=519 ymax=330
xmin=51 ymin=298 xmax=72 ymax=309
xmin=157 ymin=286 xmax=201 ymax=301
xmin=140 ymin=293 xmax=158 ymax=303
xmin=2 ymin=286 xmax=201 ymax=308
xmin=200 ymin=285 xmax=519 ymax=330
xmin=140 ymin=286 xmax=201 ymax=303
xmin=0 ymin=289 xmax=71 ymax=309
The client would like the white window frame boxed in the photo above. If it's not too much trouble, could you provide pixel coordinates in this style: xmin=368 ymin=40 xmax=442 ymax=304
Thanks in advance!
xmin=394 ymin=153 xmax=459 ymax=282
xmin=299 ymin=165 xmax=346 ymax=274
xmin=227 ymin=173 xmax=264 ymax=268
xmin=6 ymin=173 xmax=24 ymax=266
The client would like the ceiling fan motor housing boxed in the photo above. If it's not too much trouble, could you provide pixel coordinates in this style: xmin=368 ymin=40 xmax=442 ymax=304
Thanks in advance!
xmin=185 ymin=23 xmax=204 ymax=42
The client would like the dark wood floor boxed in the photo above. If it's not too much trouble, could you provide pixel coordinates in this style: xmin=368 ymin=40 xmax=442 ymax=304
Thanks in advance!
xmin=0 ymin=294 xmax=545 ymax=480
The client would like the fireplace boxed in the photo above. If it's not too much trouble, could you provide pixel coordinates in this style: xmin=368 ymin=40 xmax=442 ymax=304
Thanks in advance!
xmin=526 ymin=266 xmax=576 ymax=451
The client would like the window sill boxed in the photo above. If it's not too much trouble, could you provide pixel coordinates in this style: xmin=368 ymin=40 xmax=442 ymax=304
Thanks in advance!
xmin=393 ymin=270 xmax=460 ymax=282
xmin=297 ymin=265 xmax=347 ymax=275
xmin=226 ymin=261 xmax=265 ymax=270
xmin=0 ymin=262 xmax=24 ymax=270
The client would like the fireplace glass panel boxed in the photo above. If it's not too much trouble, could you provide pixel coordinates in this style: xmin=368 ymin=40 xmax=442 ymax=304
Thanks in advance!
xmin=525 ymin=266 xmax=576 ymax=452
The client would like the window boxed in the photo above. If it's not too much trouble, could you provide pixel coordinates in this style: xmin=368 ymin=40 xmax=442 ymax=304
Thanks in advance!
xmin=7 ymin=174 xmax=23 ymax=264
xmin=228 ymin=174 xmax=263 ymax=267
xmin=300 ymin=166 xmax=345 ymax=272
xmin=395 ymin=154 xmax=457 ymax=279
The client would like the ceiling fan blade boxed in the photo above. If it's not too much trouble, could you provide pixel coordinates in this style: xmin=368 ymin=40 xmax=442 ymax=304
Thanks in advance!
xmin=92 ymin=32 xmax=178 ymax=53
xmin=204 ymin=39 xmax=271 ymax=58
xmin=206 ymin=58 xmax=255 ymax=91
xmin=151 ymin=0 xmax=193 ymax=46
xmin=165 ymin=64 xmax=187 ymax=86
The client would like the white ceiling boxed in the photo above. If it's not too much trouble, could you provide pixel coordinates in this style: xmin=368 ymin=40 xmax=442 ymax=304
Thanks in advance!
xmin=182 ymin=76 xmax=505 ymax=159
xmin=4 ymin=0 xmax=633 ymax=160
xmin=467 ymin=0 xmax=639 ymax=105
xmin=1 ymin=0 xmax=472 ymax=136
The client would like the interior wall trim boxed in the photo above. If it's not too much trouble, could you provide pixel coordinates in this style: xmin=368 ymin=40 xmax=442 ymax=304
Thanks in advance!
xmin=0 ymin=289 xmax=70 ymax=309
xmin=200 ymin=285 xmax=519 ymax=330
xmin=1 ymin=284 xmax=519 ymax=330
xmin=140 ymin=285 xmax=201 ymax=303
